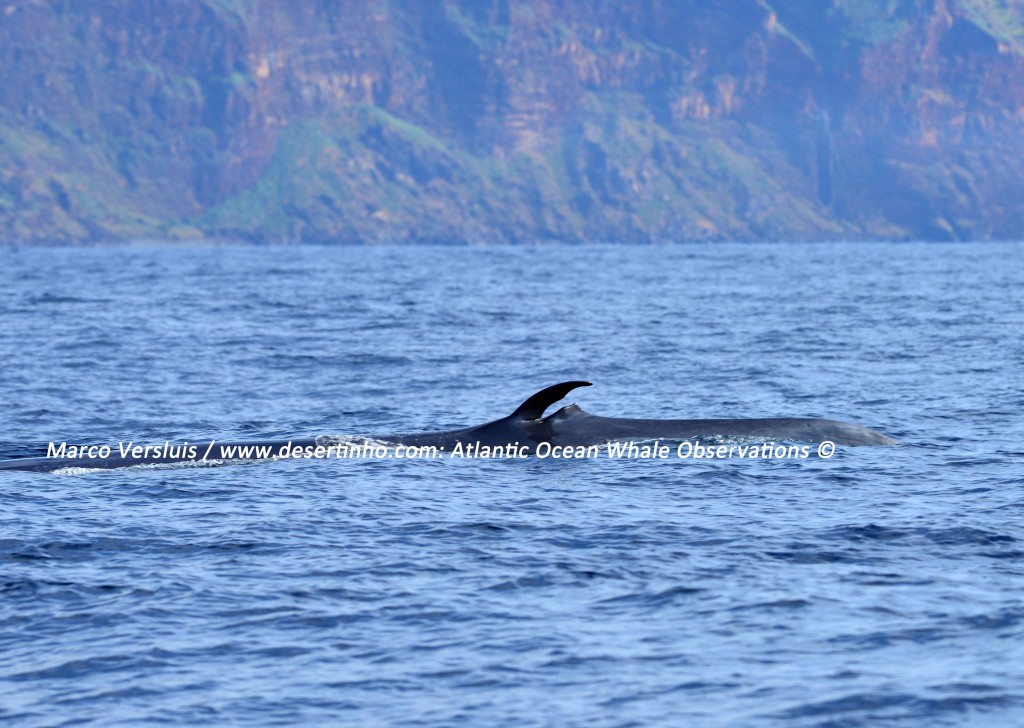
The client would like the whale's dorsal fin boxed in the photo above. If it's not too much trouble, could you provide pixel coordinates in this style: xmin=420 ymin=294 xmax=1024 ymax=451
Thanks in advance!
xmin=511 ymin=381 xmax=592 ymax=420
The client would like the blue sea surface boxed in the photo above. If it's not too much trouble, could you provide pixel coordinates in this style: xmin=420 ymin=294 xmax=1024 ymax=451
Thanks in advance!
xmin=0 ymin=243 xmax=1021 ymax=726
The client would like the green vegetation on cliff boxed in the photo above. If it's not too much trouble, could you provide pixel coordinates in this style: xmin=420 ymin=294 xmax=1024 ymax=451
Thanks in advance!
xmin=2 ymin=0 xmax=1023 ymax=243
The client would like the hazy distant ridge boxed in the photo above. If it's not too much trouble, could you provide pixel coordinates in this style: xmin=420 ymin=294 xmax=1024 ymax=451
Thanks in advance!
xmin=3 ymin=0 xmax=1023 ymax=243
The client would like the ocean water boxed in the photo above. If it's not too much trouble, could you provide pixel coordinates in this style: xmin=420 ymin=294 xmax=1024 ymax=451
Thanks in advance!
xmin=0 ymin=242 xmax=1021 ymax=726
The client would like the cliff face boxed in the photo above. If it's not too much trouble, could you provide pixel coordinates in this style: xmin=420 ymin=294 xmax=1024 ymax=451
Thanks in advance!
xmin=2 ymin=0 xmax=1023 ymax=243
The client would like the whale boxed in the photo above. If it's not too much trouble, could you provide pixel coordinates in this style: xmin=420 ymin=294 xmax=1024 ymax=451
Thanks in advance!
xmin=377 ymin=380 xmax=899 ymax=450
xmin=0 ymin=381 xmax=897 ymax=472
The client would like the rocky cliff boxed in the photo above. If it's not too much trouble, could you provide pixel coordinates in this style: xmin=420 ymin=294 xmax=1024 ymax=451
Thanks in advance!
xmin=2 ymin=0 xmax=1023 ymax=243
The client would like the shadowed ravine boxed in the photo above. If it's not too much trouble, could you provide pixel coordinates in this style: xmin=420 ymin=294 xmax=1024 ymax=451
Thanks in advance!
xmin=4 ymin=1 xmax=1024 ymax=244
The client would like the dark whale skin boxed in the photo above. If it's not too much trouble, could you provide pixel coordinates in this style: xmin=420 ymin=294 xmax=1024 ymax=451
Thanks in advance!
xmin=0 ymin=381 xmax=897 ymax=472
xmin=380 ymin=382 xmax=898 ymax=451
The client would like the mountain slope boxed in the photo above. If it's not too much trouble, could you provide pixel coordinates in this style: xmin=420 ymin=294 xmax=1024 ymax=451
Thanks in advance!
xmin=2 ymin=0 xmax=1023 ymax=243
